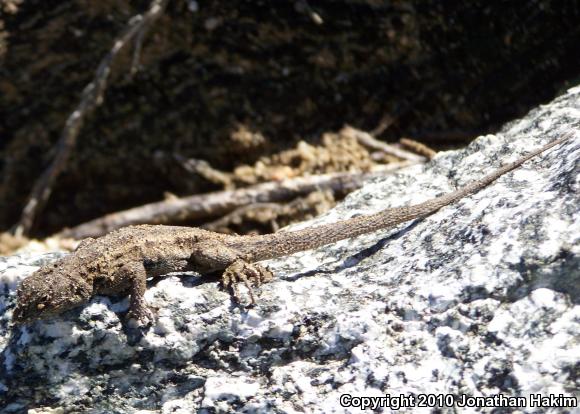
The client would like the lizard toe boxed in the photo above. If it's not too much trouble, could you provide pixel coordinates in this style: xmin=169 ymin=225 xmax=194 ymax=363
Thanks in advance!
xmin=220 ymin=259 xmax=274 ymax=305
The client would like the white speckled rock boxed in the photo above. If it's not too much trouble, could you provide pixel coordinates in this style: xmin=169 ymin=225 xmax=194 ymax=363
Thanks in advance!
xmin=1 ymin=87 xmax=579 ymax=413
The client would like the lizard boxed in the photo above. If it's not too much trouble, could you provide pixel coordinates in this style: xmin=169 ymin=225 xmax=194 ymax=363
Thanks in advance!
xmin=12 ymin=133 xmax=574 ymax=326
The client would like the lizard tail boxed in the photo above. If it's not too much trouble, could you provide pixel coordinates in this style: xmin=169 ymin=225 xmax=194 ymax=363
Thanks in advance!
xmin=247 ymin=132 xmax=574 ymax=260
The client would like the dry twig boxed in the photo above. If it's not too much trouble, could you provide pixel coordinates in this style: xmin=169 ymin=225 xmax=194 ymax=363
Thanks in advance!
xmin=173 ymin=154 xmax=234 ymax=189
xmin=13 ymin=0 xmax=168 ymax=236
xmin=202 ymin=190 xmax=336 ymax=234
xmin=57 ymin=162 xmax=417 ymax=240
xmin=399 ymin=138 xmax=438 ymax=159
xmin=341 ymin=125 xmax=427 ymax=163
xmin=201 ymin=203 xmax=286 ymax=233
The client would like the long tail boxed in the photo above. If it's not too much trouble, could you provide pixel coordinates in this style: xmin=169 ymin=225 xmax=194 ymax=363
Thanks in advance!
xmin=243 ymin=133 xmax=573 ymax=260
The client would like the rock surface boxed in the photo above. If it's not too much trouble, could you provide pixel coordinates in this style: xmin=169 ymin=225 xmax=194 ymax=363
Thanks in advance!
xmin=1 ymin=88 xmax=579 ymax=413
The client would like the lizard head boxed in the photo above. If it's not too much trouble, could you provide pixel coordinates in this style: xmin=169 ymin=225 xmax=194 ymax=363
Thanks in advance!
xmin=12 ymin=262 xmax=93 ymax=324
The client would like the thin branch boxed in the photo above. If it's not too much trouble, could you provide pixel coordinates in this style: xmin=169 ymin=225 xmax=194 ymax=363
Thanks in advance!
xmin=297 ymin=0 xmax=324 ymax=24
xmin=370 ymin=112 xmax=397 ymax=137
xmin=399 ymin=137 xmax=438 ymax=159
xmin=130 ymin=26 xmax=147 ymax=76
xmin=57 ymin=162 xmax=417 ymax=240
xmin=202 ymin=190 xmax=335 ymax=233
xmin=341 ymin=125 xmax=427 ymax=163
xmin=173 ymin=153 xmax=234 ymax=189
xmin=13 ymin=0 xmax=168 ymax=236
xmin=201 ymin=202 xmax=285 ymax=233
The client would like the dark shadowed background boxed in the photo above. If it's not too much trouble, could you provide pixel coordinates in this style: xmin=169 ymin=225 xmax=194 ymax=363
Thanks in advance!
xmin=1 ymin=0 xmax=579 ymax=235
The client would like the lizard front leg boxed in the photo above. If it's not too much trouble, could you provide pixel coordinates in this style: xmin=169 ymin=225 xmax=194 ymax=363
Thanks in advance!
xmin=190 ymin=240 xmax=273 ymax=305
xmin=115 ymin=262 xmax=154 ymax=326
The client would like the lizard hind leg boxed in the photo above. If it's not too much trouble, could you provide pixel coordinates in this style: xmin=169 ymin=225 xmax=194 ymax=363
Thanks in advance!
xmin=190 ymin=240 xmax=273 ymax=305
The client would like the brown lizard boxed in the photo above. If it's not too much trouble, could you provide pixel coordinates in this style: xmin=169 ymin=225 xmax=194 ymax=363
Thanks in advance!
xmin=12 ymin=134 xmax=573 ymax=326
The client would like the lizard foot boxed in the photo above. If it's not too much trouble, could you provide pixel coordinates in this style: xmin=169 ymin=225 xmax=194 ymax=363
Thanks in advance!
xmin=220 ymin=259 xmax=274 ymax=305
xmin=126 ymin=303 xmax=155 ymax=328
